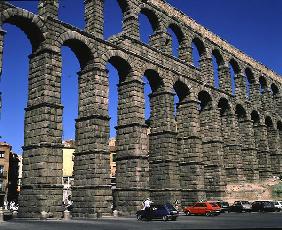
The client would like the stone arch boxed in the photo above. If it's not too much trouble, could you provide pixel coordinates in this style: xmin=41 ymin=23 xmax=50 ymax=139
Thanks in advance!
xmin=212 ymin=49 xmax=225 ymax=89
xmin=259 ymin=75 xmax=268 ymax=94
xmin=143 ymin=69 xmax=164 ymax=93
xmin=54 ymin=31 xmax=95 ymax=69
xmin=229 ymin=58 xmax=241 ymax=95
xmin=251 ymin=110 xmax=260 ymax=124
xmin=167 ymin=22 xmax=185 ymax=43
xmin=0 ymin=8 xmax=45 ymax=52
xmin=212 ymin=49 xmax=225 ymax=66
xmin=218 ymin=97 xmax=231 ymax=116
xmin=110 ymin=0 xmax=131 ymax=16
xmin=229 ymin=58 xmax=241 ymax=74
xmin=270 ymin=82 xmax=279 ymax=96
xmin=166 ymin=22 xmax=185 ymax=58
xmin=198 ymin=90 xmax=212 ymax=111
xmin=139 ymin=7 xmax=161 ymax=32
xmin=245 ymin=67 xmax=255 ymax=98
xmin=172 ymin=75 xmax=192 ymax=91
xmin=277 ymin=120 xmax=282 ymax=131
xmin=192 ymin=36 xmax=206 ymax=56
xmin=235 ymin=104 xmax=247 ymax=120
xmin=245 ymin=67 xmax=255 ymax=83
xmin=173 ymin=80 xmax=190 ymax=103
xmin=138 ymin=62 xmax=161 ymax=78
xmin=101 ymin=49 xmax=132 ymax=76
xmin=265 ymin=116 xmax=274 ymax=127
xmin=196 ymin=86 xmax=213 ymax=100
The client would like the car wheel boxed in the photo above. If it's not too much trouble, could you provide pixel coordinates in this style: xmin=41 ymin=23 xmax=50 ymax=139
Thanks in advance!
xmin=137 ymin=214 xmax=143 ymax=221
xmin=162 ymin=215 xmax=169 ymax=221
xmin=171 ymin=217 xmax=177 ymax=221
xmin=185 ymin=211 xmax=191 ymax=216
xmin=205 ymin=212 xmax=211 ymax=216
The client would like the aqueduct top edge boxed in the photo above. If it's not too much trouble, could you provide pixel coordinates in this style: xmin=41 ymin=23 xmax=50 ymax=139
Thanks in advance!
xmin=151 ymin=0 xmax=282 ymax=84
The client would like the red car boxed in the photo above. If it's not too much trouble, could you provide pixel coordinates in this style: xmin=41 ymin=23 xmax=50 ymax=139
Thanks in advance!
xmin=183 ymin=202 xmax=221 ymax=216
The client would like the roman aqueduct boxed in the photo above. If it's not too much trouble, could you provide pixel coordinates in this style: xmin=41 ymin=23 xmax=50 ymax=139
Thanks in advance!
xmin=0 ymin=0 xmax=281 ymax=218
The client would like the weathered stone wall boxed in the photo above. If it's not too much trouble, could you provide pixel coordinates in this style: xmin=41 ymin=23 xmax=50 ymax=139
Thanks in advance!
xmin=0 ymin=0 xmax=281 ymax=217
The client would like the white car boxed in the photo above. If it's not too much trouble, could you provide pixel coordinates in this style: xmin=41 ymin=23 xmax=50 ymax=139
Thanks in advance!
xmin=273 ymin=201 xmax=282 ymax=211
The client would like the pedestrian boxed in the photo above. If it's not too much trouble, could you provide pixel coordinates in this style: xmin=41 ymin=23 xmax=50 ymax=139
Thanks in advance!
xmin=65 ymin=195 xmax=73 ymax=212
xmin=143 ymin=198 xmax=153 ymax=220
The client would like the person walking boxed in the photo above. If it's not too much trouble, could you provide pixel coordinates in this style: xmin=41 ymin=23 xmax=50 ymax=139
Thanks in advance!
xmin=143 ymin=198 xmax=153 ymax=220
xmin=65 ymin=195 xmax=73 ymax=212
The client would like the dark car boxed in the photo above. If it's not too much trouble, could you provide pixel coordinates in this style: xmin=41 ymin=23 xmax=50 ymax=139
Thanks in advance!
xmin=136 ymin=203 xmax=178 ymax=221
xmin=251 ymin=201 xmax=276 ymax=212
xmin=208 ymin=201 xmax=230 ymax=213
xmin=229 ymin=201 xmax=252 ymax=212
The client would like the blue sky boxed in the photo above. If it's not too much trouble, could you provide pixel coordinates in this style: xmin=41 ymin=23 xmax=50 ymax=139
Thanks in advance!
xmin=0 ymin=0 xmax=281 ymax=154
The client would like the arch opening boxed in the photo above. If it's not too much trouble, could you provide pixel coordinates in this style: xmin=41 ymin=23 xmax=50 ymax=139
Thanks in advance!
xmin=106 ymin=55 xmax=133 ymax=138
xmin=229 ymin=59 xmax=240 ymax=96
xmin=0 ymin=24 xmax=31 ymax=154
xmin=2 ymin=15 xmax=44 ymax=52
xmin=191 ymin=37 xmax=205 ymax=68
xmin=61 ymin=46 xmax=80 ymax=143
xmin=277 ymin=121 xmax=282 ymax=131
xmin=235 ymin=104 xmax=247 ymax=122
xmin=259 ymin=76 xmax=267 ymax=95
xmin=143 ymin=69 xmax=164 ymax=121
xmin=167 ymin=24 xmax=184 ymax=58
xmin=251 ymin=110 xmax=260 ymax=125
xmin=198 ymin=91 xmax=212 ymax=112
xmin=218 ymin=98 xmax=230 ymax=116
xmin=63 ymin=39 xmax=94 ymax=69
xmin=245 ymin=68 xmax=255 ymax=99
xmin=265 ymin=116 xmax=273 ymax=128
xmin=212 ymin=50 xmax=224 ymax=89
xmin=270 ymin=83 xmax=279 ymax=96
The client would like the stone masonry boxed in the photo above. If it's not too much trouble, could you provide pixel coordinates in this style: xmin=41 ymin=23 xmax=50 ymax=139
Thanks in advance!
xmin=0 ymin=0 xmax=281 ymax=218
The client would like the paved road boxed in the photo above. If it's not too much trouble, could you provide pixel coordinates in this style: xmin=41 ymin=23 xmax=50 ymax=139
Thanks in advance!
xmin=0 ymin=212 xmax=282 ymax=230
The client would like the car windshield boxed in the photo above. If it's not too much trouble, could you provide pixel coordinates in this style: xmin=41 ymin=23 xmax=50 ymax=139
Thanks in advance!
xmin=221 ymin=202 xmax=229 ymax=206
xmin=241 ymin=201 xmax=250 ymax=204
xmin=165 ymin=203 xmax=176 ymax=211
xmin=210 ymin=203 xmax=218 ymax=207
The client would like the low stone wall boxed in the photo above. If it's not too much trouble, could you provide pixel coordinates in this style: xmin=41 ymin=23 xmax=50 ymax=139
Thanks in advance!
xmin=224 ymin=178 xmax=282 ymax=204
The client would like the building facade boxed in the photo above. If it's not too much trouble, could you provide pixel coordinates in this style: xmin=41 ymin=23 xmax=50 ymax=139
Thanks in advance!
xmin=0 ymin=142 xmax=19 ymax=206
xmin=62 ymin=140 xmax=75 ymax=202
xmin=0 ymin=142 xmax=10 ymax=206
xmin=0 ymin=0 xmax=281 ymax=218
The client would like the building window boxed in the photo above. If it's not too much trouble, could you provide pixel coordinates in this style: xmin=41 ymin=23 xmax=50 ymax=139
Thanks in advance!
xmin=112 ymin=153 xmax=116 ymax=162
xmin=0 ymin=151 xmax=4 ymax=158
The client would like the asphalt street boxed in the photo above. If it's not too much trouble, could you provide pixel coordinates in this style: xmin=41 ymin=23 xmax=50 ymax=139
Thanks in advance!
xmin=0 ymin=212 xmax=282 ymax=230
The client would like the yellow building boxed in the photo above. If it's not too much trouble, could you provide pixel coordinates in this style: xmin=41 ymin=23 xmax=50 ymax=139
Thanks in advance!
xmin=62 ymin=140 xmax=75 ymax=201
xmin=63 ymin=140 xmax=75 ymax=177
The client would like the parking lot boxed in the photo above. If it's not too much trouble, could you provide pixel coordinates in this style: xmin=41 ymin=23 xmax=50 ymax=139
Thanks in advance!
xmin=0 ymin=212 xmax=282 ymax=230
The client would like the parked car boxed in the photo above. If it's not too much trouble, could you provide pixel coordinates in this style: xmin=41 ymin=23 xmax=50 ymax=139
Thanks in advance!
xmin=229 ymin=201 xmax=252 ymax=212
xmin=208 ymin=201 xmax=230 ymax=213
xmin=273 ymin=201 xmax=282 ymax=212
xmin=183 ymin=202 xmax=221 ymax=216
xmin=251 ymin=201 xmax=276 ymax=212
xmin=136 ymin=203 xmax=178 ymax=221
